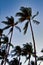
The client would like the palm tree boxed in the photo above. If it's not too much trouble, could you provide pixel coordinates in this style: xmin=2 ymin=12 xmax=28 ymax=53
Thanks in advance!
xmin=11 ymin=46 xmax=22 ymax=64
xmin=2 ymin=16 xmax=21 ymax=53
xmin=16 ymin=6 xmax=40 ymax=65
xmin=2 ymin=16 xmax=21 ymax=65
xmin=22 ymin=42 xmax=33 ymax=65
xmin=2 ymin=16 xmax=21 ymax=43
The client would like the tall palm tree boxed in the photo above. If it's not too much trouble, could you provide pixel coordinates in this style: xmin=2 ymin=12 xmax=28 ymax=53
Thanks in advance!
xmin=2 ymin=16 xmax=21 ymax=53
xmin=16 ymin=6 xmax=40 ymax=65
xmin=11 ymin=46 xmax=22 ymax=64
xmin=22 ymin=42 xmax=33 ymax=65
xmin=2 ymin=16 xmax=21 ymax=65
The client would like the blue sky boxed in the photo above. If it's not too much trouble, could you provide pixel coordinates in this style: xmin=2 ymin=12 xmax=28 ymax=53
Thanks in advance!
xmin=0 ymin=0 xmax=43 ymax=65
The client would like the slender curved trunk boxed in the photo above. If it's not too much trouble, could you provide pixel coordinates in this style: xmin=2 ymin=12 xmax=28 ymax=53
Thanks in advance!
xmin=30 ymin=21 xmax=37 ymax=65
xmin=8 ymin=30 xmax=13 ymax=53
xmin=4 ymin=28 xmax=13 ymax=65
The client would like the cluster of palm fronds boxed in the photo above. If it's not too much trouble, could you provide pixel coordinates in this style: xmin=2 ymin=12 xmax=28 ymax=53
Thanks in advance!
xmin=0 ymin=6 xmax=43 ymax=65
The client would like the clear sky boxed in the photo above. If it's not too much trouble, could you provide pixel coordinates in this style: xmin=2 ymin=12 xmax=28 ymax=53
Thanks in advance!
xmin=0 ymin=0 xmax=43 ymax=65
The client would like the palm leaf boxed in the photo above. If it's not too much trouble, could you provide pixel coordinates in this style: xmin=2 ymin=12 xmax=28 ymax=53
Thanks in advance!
xmin=32 ymin=11 xmax=39 ymax=19
xmin=23 ymin=21 xmax=29 ymax=34
xmin=33 ymin=20 xmax=40 ymax=25
xmin=14 ymin=22 xmax=18 ymax=25
xmin=2 ymin=21 xmax=10 ymax=25
xmin=16 ymin=12 xmax=25 ymax=17
xmin=20 ymin=7 xmax=32 ymax=16
xmin=3 ymin=26 xmax=10 ymax=30
xmin=20 ymin=7 xmax=28 ymax=15
xmin=15 ymin=26 xmax=21 ymax=32
xmin=6 ymin=16 xmax=14 ymax=25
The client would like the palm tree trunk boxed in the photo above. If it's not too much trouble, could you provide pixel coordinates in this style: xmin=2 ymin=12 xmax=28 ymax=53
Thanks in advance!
xmin=30 ymin=21 xmax=37 ymax=65
xmin=8 ymin=30 xmax=13 ymax=53
xmin=4 ymin=28 xmax=13 ymax=65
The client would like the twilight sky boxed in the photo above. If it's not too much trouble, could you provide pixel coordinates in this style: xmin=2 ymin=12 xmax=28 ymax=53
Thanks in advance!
xmin=0 ymin=0 xmax=43 ymax=65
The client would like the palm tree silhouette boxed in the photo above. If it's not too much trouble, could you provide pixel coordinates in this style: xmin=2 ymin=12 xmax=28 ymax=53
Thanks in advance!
xmin=16 ymin=6 xmax=40 ymax=65
xmin=22 ymin=42 xmax=33 ymax=65
xmin=2 ymin=16 xmax=21 ymax=43
xmin=2 ymin=16 xmax=21 ymax=53
xmin=2 ymin=16 xmax=21 ymax=65
xmin=11 ymin=46 xmax=22 ymax=64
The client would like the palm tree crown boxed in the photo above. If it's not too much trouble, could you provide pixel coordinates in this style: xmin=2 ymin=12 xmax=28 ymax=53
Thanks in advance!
xmin=22 ymin=42 xmax=33 ymax=63
xmin=16 ymin=6 xmax=40 ymax=34
xmin=2 ymin=16 xmax=21 ymax=35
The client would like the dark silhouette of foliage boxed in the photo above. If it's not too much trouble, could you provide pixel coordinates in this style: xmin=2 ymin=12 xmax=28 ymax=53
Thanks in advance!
xmin=22 ymin=42 xmax=33 ymax=64
xmin=0 ymin=6 xmax=42 ymax=65
xmin=16 ymin=6 xmax=40 ymax=65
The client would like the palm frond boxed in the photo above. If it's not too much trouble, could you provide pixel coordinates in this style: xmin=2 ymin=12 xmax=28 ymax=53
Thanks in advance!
xmin=3 ymin=26 xmax=10 ymax=30
xmin=15 ymin=26 xmax=21 ymax=32
xmin=2 ymin=21 xmax=10 ymax=25
xmin=32 ymin=11 xmax=39 ymax=19
xmin=33 ymin=20 xmax=40 ymax=25
xmin=20 ymin=7 xmax=28 ymax=15
xmin=14 ymin=22 xmax=18 ymax=25
xmin=20 ymin=7 xmax=32 ymax=16
xmin=6 ymin=16 xmax=14 ymax=24
xmin=16 ymin=12 xmax=25 ymax=17
xmin=23 ymin=21 xmax=29 ymax=34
